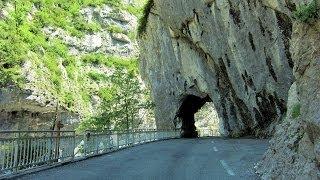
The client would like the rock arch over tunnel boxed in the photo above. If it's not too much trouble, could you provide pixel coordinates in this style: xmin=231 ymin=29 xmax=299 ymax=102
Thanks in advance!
xmin=177 ymin=95 xmax=212 ymax=138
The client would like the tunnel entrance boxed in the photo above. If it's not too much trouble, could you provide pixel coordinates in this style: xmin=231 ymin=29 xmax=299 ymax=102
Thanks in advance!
xmin=176 ymin=95 xmax=212 ymax=138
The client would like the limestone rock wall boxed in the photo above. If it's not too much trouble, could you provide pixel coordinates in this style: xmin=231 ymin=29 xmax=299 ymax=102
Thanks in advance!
xmin=0 ymin=110 xmax=79 ymax=131
xmin=257 ymin=5 xmax=320 ymax=178
xmin=139 ymin=0 xmax=320 ymax=178
xmin=139 ymin=0 xmax=294 ymax=136
xmin=0 ymin=86 xmax=80 ymax=130
xmin=0 ymin=3 xmax=139 ymax=131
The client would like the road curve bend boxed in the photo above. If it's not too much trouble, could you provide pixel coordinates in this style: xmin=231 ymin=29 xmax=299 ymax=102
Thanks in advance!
xmin=17 ymin=138 xmax=269 ymax=180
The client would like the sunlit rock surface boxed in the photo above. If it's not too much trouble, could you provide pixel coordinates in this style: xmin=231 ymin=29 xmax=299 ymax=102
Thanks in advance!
xmin=139 ymin=0 xmax=320 ymax=178
xmin=257 ymin=10 xmax=320 ymax=179
xmin=139 ymin=0 xmax=294 ymax=137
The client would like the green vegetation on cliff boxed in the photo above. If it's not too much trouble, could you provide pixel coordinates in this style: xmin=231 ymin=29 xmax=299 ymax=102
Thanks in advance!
xmin=0 ymin=0 xmax=145 ymax=87
xmin=293 ymin=0 xmax=319 ymax=23
xmin=137 ymin=0 xmax=154 ymax=36
xmin=291 ymin=103 xmax=301 ymax=119
xmin=0 ymin=0 xmax=152 ymax=131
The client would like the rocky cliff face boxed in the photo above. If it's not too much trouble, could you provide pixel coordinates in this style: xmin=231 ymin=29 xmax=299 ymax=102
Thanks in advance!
xmin=139 ymin=0 xmax=320 ymax=178
xmin=139 ymin=0 xmax=294 ymax=136
xmin=257 ymin=8 xmax=320 ymax=179
xmin=0 ymin=2 xmax=140 ymax=131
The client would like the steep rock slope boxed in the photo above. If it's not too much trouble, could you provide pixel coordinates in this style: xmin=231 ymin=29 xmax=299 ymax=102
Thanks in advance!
xmin=139 ymin=0 xmax=294 ymax=136
xmin=257 ymin=6 xmax=320 ymax=178
xmin=0 ymin=1 xmax=144 ymax=130
xmin=139 ymin=0 xmax=320 ymax=178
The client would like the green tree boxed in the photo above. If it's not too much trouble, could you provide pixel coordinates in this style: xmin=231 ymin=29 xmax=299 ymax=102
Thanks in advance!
xmin=78 ymin=67 xmax=154 ymax=132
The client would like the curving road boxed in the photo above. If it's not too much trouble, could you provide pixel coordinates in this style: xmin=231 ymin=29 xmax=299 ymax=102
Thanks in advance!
xmin=17 ymin=138 xmax=268 ymax=180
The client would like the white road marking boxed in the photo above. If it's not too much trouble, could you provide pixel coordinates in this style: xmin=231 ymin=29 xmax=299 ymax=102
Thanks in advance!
xmin=213 ymin=147 xmax=218 ymax=152
xmin=220 ymin=160 xmax=235 ymax=176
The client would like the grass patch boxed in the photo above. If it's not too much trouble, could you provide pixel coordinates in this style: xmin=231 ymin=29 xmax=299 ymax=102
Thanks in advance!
xmin=107 ymin=24 xmax=124 ymax=34
xmin=88 ymin=71 xmax=107 ymax=81
xmin=81 ymin=53 xmax=138 ymax=71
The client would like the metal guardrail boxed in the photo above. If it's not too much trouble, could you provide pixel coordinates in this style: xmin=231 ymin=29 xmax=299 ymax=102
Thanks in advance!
xmin=197 ymin=129 xmax=219 ymax=137
xmin=0 ymin=129 xmax=179 ymax=178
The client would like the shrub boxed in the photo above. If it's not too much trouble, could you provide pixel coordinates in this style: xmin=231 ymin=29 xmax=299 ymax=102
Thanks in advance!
xmin=66 ymin=64 xmax=76 ymax=79
xmin=293 ymin=0 xmax=319 ymax=23
xmin=125 ymin=4 xmax=142 ymax=17
xmin=291 ymin=103 xmax=301 ymax=119
xmin=81 ymin=53 xmax=105 ymax=64
xmin=127 ymin=31 xmax=136 ymax=41
xmin=107 ymin=24 xmax=124 ymax=34
xmin=104 ymin=0 xmax=122 ymax=7
xmin=73 ymin=16 xmax=102 ymax=33
xmin=64 ymin=92 xmax=75 ymax=108
xmin=88 ymin=71 xmax=106 ymax=81
xmin=137 ymin=0 xmax=154 ymax=36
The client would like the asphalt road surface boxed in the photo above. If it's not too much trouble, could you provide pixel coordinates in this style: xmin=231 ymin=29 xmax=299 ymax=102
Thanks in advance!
xmin=16 ymin=138 xmax=269 ymax=180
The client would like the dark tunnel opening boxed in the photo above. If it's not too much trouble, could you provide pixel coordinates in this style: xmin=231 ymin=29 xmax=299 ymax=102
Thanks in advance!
xmin=177 ymin=95 xmax=212 ymax=138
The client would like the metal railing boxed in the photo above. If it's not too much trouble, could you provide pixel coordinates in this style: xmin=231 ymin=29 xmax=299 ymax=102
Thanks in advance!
xmin=0 ymin=129 xmax=179 ymax=178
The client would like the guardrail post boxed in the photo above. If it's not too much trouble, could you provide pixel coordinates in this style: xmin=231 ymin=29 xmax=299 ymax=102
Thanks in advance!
xmin=132 ymin=130 xmax=135 ymax=145
xmin=116 ymin=132 xmax=119 ymax=149
xmin=0 ymin=141 xmax=3 ymax=170
xmin=147 ymin=131 xmax=151 ymax=142
xmin=126 ymin=130 xmax=129 ymax=147
xmin=49 ymin=132 xmax=53 ymax=162
xmin=72 ymin=131 xmax=75 ymax=160
xmin=84 ymin=131 xmax=89 ymax=156
xmin=13 ymin=132 xmax=20 ymax=172
xmin=95 ymin=135 xmax=99 ymax=155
